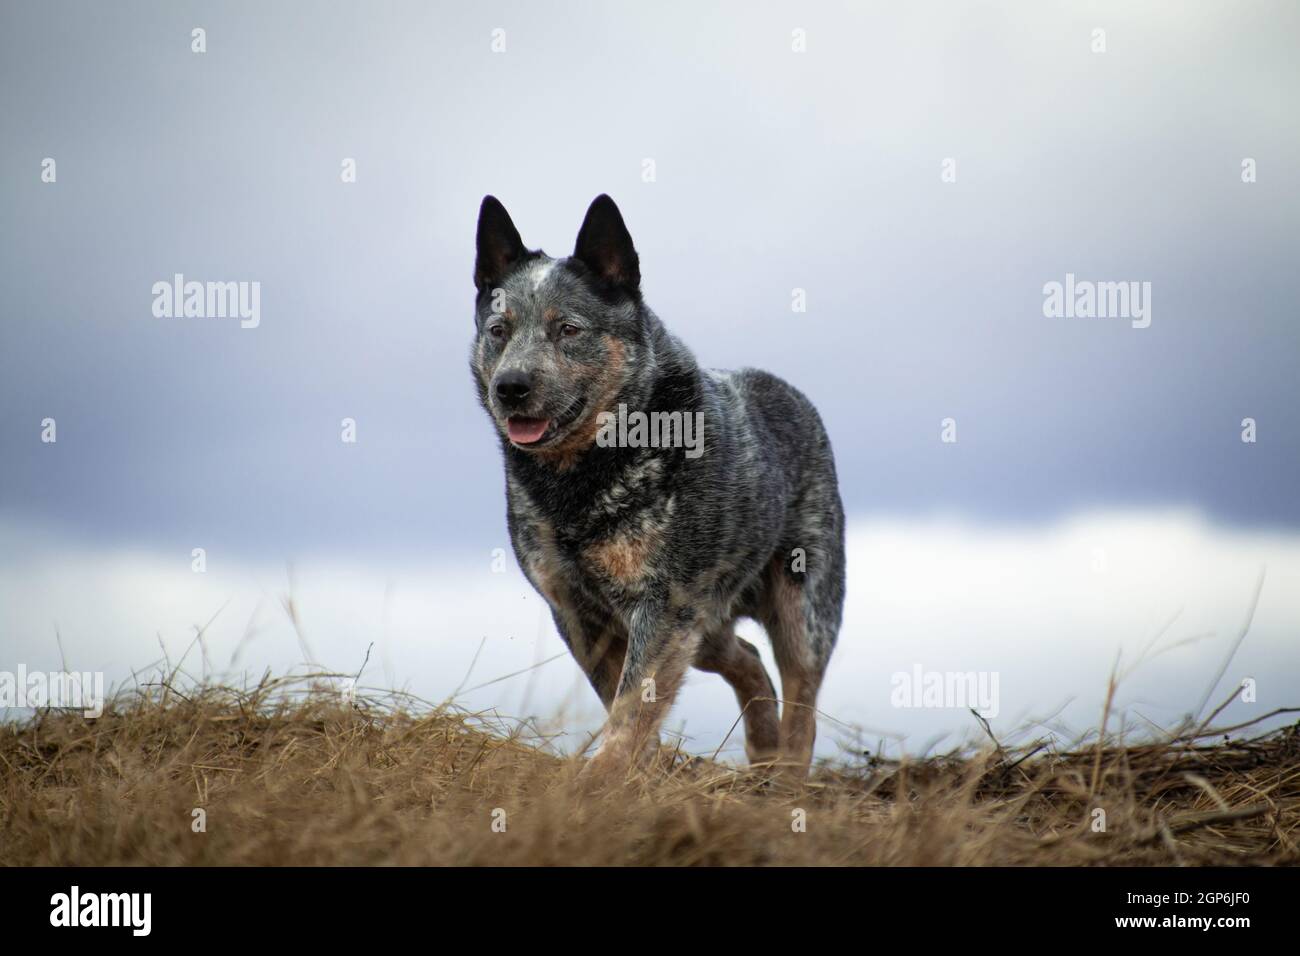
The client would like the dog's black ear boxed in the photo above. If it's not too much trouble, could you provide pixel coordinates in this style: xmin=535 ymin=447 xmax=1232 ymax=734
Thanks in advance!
xmin=475 ymin=196 xmax=527 ymax=293
xmin=573 ymin=194 xmax=639 ymax=290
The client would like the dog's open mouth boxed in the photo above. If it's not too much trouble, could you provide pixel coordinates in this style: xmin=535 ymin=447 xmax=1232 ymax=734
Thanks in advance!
xmin=506 ymin=397 xmax=586 ymax=447
xmin=506 ymin=416 xmax=550 ymax=444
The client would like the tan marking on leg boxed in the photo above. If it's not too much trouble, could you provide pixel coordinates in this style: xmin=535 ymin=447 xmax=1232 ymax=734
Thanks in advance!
xmin=778 ymin=673 xmax=819 ymax=777
xmin=696 ymin=636 xmax=779 ymax=766
xmin=760 ymin=559 xmax=821 ymax=778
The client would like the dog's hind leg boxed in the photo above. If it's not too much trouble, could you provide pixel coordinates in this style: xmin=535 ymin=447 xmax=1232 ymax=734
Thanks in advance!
xmin=694 ymin=626 xmax=780 ymax=766
xmin=759 ymin=547 xmax=843 ymax=778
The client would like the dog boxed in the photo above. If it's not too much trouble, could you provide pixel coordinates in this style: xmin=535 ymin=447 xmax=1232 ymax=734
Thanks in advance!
xmin=470 ymin=194 xmax=845 ymax=779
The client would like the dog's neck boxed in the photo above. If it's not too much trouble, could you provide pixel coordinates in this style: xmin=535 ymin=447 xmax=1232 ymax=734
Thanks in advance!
xmin=503 ymin=364 xmax=701 ymax=536
xmin=505 ymin=436 xmax=679 ymax=540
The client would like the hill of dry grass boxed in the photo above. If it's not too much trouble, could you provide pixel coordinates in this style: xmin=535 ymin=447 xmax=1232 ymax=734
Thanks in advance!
xmin=1 ymin=675 xmax=1296 ymax=866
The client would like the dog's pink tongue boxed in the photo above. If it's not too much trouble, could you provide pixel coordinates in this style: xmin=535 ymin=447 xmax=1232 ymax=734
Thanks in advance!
xmin=507 ymin=417 xmax=550 ymax=444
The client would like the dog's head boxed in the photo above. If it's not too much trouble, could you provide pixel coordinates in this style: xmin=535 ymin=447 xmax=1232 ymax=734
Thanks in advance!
xmin=470 ymin=194 xmax=647 ymax=459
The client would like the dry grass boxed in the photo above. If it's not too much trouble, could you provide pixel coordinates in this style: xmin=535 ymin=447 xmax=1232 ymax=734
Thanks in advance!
xmin=1 ymin=674 xmax=1297 ymax=866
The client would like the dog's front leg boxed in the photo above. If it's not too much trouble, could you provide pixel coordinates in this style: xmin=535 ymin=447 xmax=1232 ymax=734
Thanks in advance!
xmin=583 ymin=605 xmax=700 ymax=782
xmin=548 ymin=604 xmax=626 ymax=710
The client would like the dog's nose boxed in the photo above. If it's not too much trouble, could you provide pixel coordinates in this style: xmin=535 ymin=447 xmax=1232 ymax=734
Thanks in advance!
xmin=494 ymin=369 xmax=532 ymax=409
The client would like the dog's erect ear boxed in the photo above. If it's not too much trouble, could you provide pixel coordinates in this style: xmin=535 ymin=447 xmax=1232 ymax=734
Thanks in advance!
xmin=573 ymin=194 xmax=640 ymax=290
xmin=475 ymin=196 xmax=527 ymax=293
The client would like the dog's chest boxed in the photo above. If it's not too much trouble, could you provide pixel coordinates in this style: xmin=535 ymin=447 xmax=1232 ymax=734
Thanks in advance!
xmin=508 ymin=460 xmax=676 ymax=606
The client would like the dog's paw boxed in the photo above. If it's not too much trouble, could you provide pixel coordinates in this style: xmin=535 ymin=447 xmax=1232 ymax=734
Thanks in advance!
xmin=573 ymin=753 xmax=626 ymax=795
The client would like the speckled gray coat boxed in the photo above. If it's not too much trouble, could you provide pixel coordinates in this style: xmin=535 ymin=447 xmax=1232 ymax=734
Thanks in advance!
xmin=470 ymin=195 xmax=845 ymax=777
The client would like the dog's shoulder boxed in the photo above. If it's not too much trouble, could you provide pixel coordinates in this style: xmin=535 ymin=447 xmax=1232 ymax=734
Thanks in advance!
xmin=708 ymin=366 xmax=824 ymax=437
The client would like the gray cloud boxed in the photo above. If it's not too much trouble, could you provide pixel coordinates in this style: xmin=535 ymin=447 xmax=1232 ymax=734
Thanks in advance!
xmin=1 ymin=1 xmax=1298 ymax=561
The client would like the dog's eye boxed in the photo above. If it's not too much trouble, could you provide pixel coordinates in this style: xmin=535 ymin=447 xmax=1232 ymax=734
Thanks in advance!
xmin=488 ymin=324 xmax=506 ymax=340
xmin=560 ymin=324 xmax=581 ymax=338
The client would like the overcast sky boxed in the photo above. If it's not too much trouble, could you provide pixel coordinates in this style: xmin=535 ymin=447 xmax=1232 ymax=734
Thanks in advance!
xmin=1 ymin=2 xmax=1297 ymax=754
xmin=3 ymin=0 xmax=1298 ymax=560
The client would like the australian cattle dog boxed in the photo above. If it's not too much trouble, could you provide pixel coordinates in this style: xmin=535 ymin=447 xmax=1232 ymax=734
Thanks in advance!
xmin=470 ymin=194 xmax=845 ymax=780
